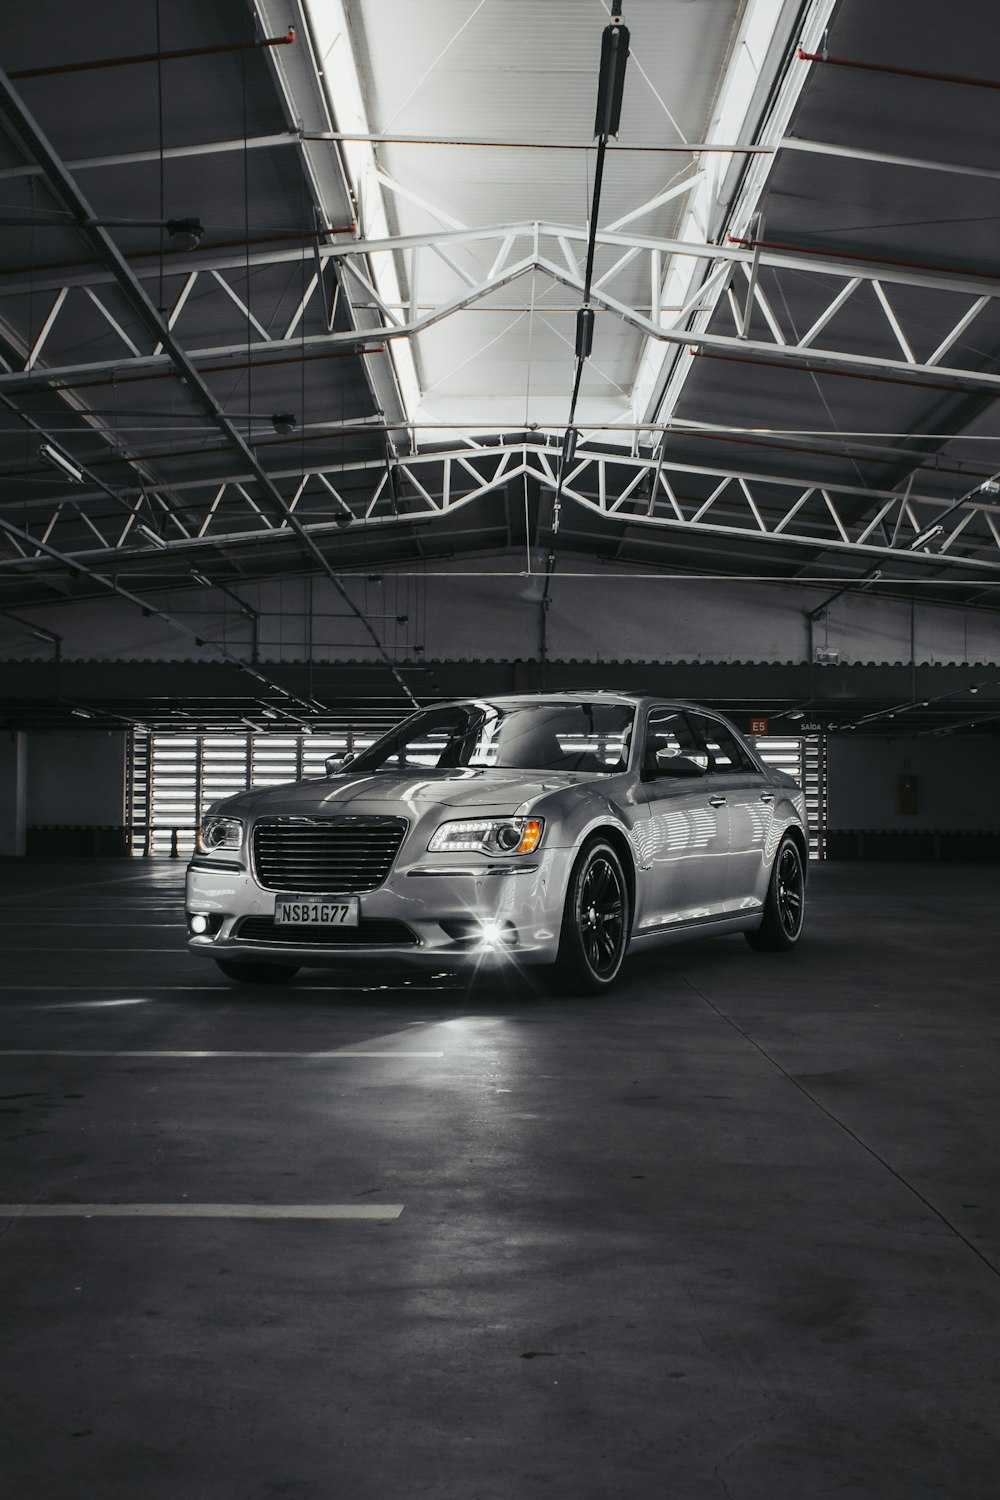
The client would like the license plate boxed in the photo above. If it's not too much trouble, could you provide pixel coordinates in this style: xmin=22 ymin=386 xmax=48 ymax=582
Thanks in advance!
xmin=274 ymin=898 xmax=359 ymax=926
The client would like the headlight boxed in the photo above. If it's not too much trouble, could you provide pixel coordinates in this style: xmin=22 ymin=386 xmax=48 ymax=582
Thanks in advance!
xmin=427 ymin=817 xmax=543 ymax=856
xmin=197 ymin=816 xmax=244 ymax=853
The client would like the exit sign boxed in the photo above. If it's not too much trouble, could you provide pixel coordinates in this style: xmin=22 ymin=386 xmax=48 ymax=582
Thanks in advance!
xmin=749 ymin=717 xmax=769 ymax=735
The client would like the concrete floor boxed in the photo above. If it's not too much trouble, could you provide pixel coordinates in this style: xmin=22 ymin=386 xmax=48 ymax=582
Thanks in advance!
xmin=0 ymin=859 xmax=998 ymax=1500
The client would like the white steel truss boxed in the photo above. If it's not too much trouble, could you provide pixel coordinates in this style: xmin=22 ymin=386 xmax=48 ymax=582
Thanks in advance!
xmin=5 ymin=442 xmax=1000 ymax=576
xmin=5 ymin=223 xmax=1000 ymax=403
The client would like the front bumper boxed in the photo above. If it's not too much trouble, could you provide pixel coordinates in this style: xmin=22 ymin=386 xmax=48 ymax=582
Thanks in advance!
xmin=185 ymin=851 xmax=569 ymax=969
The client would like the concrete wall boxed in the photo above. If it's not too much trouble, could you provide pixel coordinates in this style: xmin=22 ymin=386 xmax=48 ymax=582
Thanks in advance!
xmin=25 ymin=732 xmax=126 ymax=826
xmin=0 ymin=565 xmax=997 ymax=666
xmin=0 ymin=731 xmax=26 ymax=856
xmin=828 ymin=735 xmax=1000 ymax=830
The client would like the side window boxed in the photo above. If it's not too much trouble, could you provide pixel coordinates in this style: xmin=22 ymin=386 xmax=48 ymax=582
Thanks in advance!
xmin=687 ymin=714 xmax=755 ymax=775
xmin=642 ymin=710 xmax=706 ymax=774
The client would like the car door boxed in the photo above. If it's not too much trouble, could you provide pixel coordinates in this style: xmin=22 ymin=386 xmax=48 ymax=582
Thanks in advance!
xmin=686 ymin=712 xmax=775 ymax=912
xmin=632 ymin=707 xmax=731 ymax=933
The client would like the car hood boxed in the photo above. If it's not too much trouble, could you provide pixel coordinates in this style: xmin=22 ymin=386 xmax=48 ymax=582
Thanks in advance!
xmin=214 ymin=767 xmax=600 ymax=818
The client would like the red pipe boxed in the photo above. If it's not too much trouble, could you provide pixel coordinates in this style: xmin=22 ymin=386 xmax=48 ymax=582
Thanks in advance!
xmin=727 ymin=233 xmax=1000 ymax=285
xmin=798 ymin=47 xmax=1000 ymax=93
xmin=9 ymin=30 xmax=295 ymax=81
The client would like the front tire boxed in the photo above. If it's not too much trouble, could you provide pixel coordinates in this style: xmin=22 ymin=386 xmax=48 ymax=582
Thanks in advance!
xmin=745 ymin=836 xmax=805 ymax=952
xmin=213 ymin=959 xmax=300 ymax=984
xmin=550 ymin=839 xmax=631 ymax=993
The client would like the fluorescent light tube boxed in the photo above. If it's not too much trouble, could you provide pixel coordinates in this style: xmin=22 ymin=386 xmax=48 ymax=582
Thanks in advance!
xmin=39 ymin=442 xmax=84 ymax=483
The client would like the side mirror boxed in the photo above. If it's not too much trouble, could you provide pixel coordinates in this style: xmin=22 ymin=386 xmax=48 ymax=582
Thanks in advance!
xmin=654 ymin=750 xmax=707 ymax=777
xmin=325 ymin=751 xmax=355 ymax=775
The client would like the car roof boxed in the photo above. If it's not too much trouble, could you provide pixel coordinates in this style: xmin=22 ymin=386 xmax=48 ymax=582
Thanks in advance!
xmin=424 ymin=691 xmax=726 ymax=714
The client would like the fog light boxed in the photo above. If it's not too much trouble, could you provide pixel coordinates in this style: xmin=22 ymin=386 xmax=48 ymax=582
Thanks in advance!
xmin=189 ymin=913 xmax=209 ymax=934
xmin=478 ymin=919 xmax=518 ymax=949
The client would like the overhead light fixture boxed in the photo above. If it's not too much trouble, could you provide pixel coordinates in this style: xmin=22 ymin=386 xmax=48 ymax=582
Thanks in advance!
xmin=260 ymin=707 xmax=279 ymax=720
xmin=38 ymin=442 xmax=84 ymax=483
xmin=271 ymin=413 xmax=297 ymax=435
xmin=190 ymin=570 xmax=212 ymax=588
xmin=911 ymin=523 xmax=944 ymax=551
xmin=166 ymin=217 xmax=204 ymax=251
xmin=138 ymin=523 xmax=167 ymax=549
xmin=335 ymin=508 xmax=353 ymax=528
xmin=71 ymin=707 xmax=94 ymax=719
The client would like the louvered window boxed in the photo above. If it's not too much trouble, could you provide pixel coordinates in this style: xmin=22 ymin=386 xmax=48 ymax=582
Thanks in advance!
xmin=754 ymin=734 xmax=828 ymax=859
xmin=129 ymin=716 xmax=404 ymax=856
xmin=131 ymin=721 xmax=829 ymax=860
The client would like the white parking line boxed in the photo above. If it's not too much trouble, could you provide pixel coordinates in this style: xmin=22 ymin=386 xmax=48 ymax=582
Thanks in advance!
xmin=0 ymin=1203 xmax=403 ymax=1220
xmin=20 ymin=999 xmax=155 ymax=1011
xmin=0 ymin=1048 xmax=445 ymax=1058
xmin=0 ymin=873 xmax=183 ymax=903
xmin=0 ymin=984 xmax=454 ymax=992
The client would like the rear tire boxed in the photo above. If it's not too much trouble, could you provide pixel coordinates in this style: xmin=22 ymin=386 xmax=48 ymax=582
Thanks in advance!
xmin=213 ymin=959 xmax=300 ymax=984
xmin=548 ymin=838 xmax=630 ymax=993
xmin=745 ymin=836 xmax=805 ymax=952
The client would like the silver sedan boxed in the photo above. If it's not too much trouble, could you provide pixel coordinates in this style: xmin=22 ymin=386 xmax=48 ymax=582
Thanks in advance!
xmin=185 ymin=693 xmax=808 ymax=992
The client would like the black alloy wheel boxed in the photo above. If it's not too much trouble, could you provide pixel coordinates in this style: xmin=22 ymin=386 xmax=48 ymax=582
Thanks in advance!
xmin=214 ymin=959 xmax=300 ymax=983
xmin=552 ymin=838 xmax=630 ymax=992
xmin=745 ymin=836 xmax=805 ymax=952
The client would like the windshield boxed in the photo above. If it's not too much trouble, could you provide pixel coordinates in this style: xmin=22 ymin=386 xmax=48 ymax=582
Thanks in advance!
xmin=347 ymin=701 xmax=635 ymax=776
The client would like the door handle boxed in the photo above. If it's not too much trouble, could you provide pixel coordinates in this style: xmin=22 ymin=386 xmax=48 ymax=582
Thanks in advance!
xmin=759 ymin=792 xmax=774 ymax=804
xmin=708 ymin=794 xmax=727 ymax=808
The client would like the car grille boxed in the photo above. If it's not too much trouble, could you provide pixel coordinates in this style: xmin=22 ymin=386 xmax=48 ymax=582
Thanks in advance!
xmin=236 ymin=916 xmax=417 ymax=947
xmin=252 ymin=817 xmax=407 ymax=893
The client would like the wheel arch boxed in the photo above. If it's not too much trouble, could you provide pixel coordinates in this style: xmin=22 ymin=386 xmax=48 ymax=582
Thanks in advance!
xmin=578 ymin=822 xmax=637 ymax=935
xmin=783 ymin=821 xmax=809 ymax=879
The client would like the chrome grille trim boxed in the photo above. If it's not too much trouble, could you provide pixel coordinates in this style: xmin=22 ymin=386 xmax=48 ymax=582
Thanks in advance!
xmin=252 ymin=816 xmax=407 ymax=894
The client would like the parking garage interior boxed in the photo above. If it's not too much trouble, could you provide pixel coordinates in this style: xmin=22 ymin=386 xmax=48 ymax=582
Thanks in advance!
xmin=1 ymin=2 xmax=999 ymax=1496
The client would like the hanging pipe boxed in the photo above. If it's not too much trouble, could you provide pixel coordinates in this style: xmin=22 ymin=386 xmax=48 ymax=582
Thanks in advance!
xmin=9 ymin=30 xmax=295 ymax=81
xmin=797 ymin=48 xmax=1000 ymax=94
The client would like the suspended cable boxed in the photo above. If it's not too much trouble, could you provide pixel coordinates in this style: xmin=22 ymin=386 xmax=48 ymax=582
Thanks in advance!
xmin=541 ymin=5 xmax=631 ymax=645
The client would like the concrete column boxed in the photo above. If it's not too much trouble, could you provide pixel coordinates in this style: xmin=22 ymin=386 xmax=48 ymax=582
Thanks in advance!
xmin=0 ymin=730 xmax=27 ymax=857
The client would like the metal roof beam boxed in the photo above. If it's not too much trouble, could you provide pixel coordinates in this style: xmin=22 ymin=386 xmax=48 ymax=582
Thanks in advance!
xmin=781 ymin=136 xmax=1000 ymax=185
xmin=641 ymin=0 xmax=839 ymax=427
xmin=0 ymin=61 xmax=417 ymax=706
xmin=7 ymin=254 xmax=1000 ymax=400
xmin=6 ymin=221 xmax=1000 ymax=303
xmin=251 ymin=0 xmax=414 ymax=439
xmin=0 ymin=131 xmax=299 ymax=181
